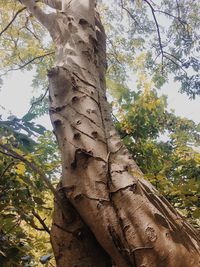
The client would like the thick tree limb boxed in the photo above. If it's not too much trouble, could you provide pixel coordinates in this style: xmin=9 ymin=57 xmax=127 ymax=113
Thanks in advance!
xmin=19 ymin=0 xmax=53 ymax=29
xmin=42 ymin=0 xmax=62 ymax=10
xmin=0 ymin=0 xmax=60 ymax=36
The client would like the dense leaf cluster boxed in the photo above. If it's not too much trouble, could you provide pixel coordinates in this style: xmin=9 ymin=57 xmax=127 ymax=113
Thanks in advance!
xmin=0 ymin=116 xmax=59 ymax=266
xmin=111 ymin=85 xmax=200 ymax=227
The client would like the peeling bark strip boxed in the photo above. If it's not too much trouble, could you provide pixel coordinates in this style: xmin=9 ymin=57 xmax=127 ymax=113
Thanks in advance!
xmin=21 ymin=0 xmax=200 ymax=266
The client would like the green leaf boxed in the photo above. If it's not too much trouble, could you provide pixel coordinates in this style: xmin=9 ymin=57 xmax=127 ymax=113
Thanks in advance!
xmin=22 ymin=112 xmax=36 ymax=122
xmin=33 ymin=197 xmax=45 ymax=205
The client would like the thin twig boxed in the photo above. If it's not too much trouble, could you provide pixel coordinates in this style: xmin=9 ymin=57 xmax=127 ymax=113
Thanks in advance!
xmin=163 ymin=51 xmax=183 ymax=65
xmin=0 ymin=144 xmax=74 ymax=224
xmin=0 ymin=7 xmax=26 ymax=37
xmin=143 ymin=0 xmax=164 ymax=73
xmin=0 ymin=144 xmax=57 ymax=197
xmin=25 ymin=25 xmax=41 ymax=42
xmin=154 ymin=9 xmax=187 ymax=26
xmin=163 ymin=53 xmax=187 ymax=74
xmin=120 ymin=0 xmax=143 ymax=30
xmin=28 ymin=86 xmax=49 ymax=113
xmin=107 ymin=37 xmax=124 ymax=66
xmin=175 ymin=0 xmax=180 ymax=19
xmin=0 ymin=51 xmax=54 ymax=77
xmin=32 ymin=210 xmax=50 ymax=234
xmin=0 ymin=161 xmax=15 ymax=179
xmin=143 ymin=0 xmax=189 ymax=76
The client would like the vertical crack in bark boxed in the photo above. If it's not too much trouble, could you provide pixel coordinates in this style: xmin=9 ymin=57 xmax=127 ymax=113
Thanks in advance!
xmin=94 ymin=9 xmax=138 ymax=265
xmin=106 ymin=152 xmax=137 ymax=265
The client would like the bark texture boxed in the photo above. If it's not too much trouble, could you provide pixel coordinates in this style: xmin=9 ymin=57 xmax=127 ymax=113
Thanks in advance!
xmin=21 ymin=0 xmax=200 ymax=266
xmin=50 ymin=183 xmax=111 ymax=266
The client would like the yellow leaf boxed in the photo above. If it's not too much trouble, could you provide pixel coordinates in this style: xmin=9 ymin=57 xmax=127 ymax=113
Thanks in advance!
xmin=16 ymin=176 xmax=27 ymax=185
xmin=16 ymin=163 xmax=26 ymax=175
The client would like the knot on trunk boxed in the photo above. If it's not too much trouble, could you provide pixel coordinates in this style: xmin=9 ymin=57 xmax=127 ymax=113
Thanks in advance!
xmin=71 ymin=148 xmax=93 ymax=170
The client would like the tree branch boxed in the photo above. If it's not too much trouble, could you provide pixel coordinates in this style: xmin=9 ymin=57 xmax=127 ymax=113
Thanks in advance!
xmin=28 ymin=86 xmax=49 ymax=113
xmin=120 ymin=0 xmax=143 ymax=30
xmin=0 ymin=144 xmax=75 ymax=224
xmin=163 ymin=51 xmax=183 ymax=64
xmin=41 ymin=0 xmax=62 ymax=10
xmin=0 ymin=0 xmax=60 ymax=37
xmin=24 ymin=15 xmax=42 ymax=42
xmin=0 ymin=161 xmax=15 ymax=179
xmin=0 ymin=7 xmax=26 ymax=37
xmin=0 ymin=144 xmax=58 ymax=196
xmin=154 ymin=9 xmax=187 ymax=27
xmin=163 ymin=52 xmax=187 ymax=74
xmin=0 ymin=51 xmax=54 ymax=77
xmin=175 ymin=0 xmax=181 ymax=19
xmin=107 ymin=37 xmax=125 ymax=66
xmin=143 ymin=0 xmax=189 ymax=76
xmin=19 ymin=0 xmax=53 ymax=29
xmin=32 ymin=210 xmax=50 ymax=234
xmin=19 ymin=51 xmax=55 ymax=70
xmin=143 ymin=0 xmax=164 ymax=73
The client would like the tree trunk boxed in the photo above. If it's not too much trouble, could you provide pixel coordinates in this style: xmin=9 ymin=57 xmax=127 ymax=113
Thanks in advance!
xmin=21 ymin=0 xmax=200 ymax=266
xmin=50 ymin=183 xmax=112 ymax=266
